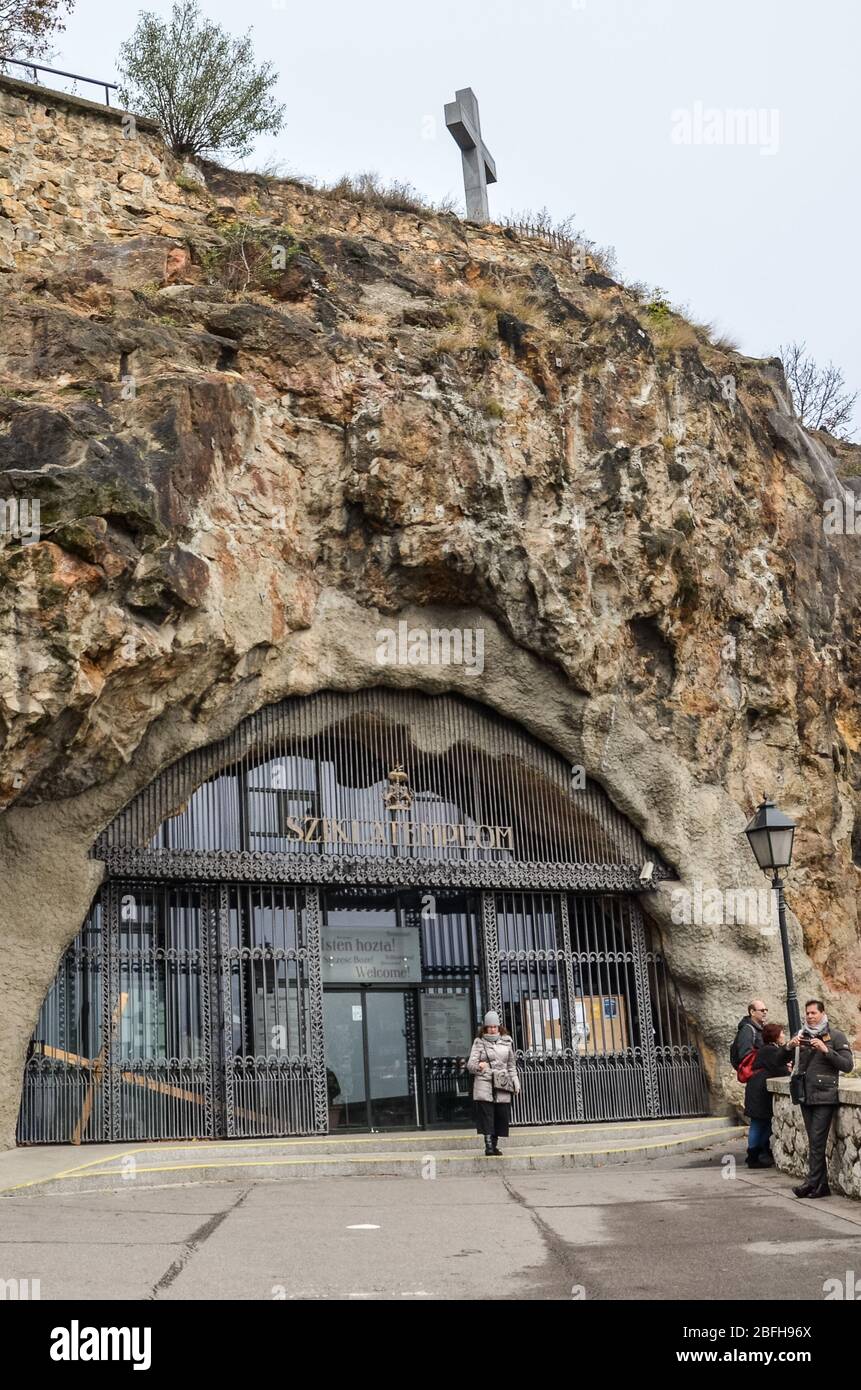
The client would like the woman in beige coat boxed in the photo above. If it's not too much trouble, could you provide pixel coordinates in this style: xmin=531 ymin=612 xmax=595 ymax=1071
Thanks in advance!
xmin=467 ymin=1010 xmax=520 ymax=1156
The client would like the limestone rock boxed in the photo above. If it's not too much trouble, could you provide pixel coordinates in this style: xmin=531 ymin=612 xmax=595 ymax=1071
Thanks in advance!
xmin=0 ymin=73 xmax=860 ymax=1148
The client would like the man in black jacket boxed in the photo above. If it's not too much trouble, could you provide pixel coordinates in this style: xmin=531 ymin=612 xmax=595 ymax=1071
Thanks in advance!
xmin=731 ymin=1000 xmax=768 ymax=1069
xmin=789 ymin=999 xmax=854 ymax=1198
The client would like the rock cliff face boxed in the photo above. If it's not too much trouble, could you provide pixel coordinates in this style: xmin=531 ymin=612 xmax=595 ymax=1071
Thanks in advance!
xmin=1 ymin=76 xmax=859 ymax=1146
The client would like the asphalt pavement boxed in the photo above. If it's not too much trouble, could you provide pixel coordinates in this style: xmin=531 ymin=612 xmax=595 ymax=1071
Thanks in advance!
xmin=1 ymin=1139 xmax=860 ymax=1300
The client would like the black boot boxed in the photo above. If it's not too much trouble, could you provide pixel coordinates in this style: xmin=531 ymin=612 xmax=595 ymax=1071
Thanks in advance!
xmin=745 ymin=1149 xmax=763 ymax=1168
xmin=490 ymin=1136 xmax=502 ymax=1156
xmin=483 ymin=1135 xmax=494 ymax=1156
xmin=757 ymin=1147 xmax=775 ymax=1167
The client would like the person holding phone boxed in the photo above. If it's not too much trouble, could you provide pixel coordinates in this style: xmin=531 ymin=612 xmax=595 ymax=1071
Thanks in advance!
xmin=787 ymin=999 xmax=853 ymax=1198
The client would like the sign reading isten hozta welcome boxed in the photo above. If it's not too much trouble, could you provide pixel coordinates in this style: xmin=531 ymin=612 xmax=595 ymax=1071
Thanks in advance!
xmin=321 ymin=926 xmax=423 ymax=983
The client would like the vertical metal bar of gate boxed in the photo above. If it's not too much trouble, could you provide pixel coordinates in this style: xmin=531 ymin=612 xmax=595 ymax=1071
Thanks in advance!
xmin=629 ymin=899 xmax=660 ymax=1117
xmin=102 ymin=882 xmax=120 ymax=1142
xmin=218 ymin=884 xmax=237 ymax=1136
xmin=558 ymin=895 xmax=585 ymax=1121
xmin=202 ymin=887 xmax=216 ymax=1139
xmin=303 ymin=885 xmax=328 ymax=1133
xmin=480 ymin=892 xmax=502 ymax=1014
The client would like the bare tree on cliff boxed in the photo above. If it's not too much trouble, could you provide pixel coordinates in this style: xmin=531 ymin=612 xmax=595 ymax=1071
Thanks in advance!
xmin=779 ymin=340 xmax=858 ymax=441
xmin=117 ymin=0 xmax=284 ymax=161
xmin=0 ymin=0 xmax=72 ymax=61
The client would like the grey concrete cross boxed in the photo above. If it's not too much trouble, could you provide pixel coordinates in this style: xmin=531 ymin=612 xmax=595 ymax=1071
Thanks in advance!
xmin=445 ymin=87 xmax=497 ymax=223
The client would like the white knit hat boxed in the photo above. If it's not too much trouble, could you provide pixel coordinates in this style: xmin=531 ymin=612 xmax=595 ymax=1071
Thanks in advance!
xmin=483 ymin=1010 xmax=501 ymax=1027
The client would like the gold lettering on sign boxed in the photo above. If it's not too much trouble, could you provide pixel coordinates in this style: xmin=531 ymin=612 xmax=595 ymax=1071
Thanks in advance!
xmin=280 ymin=814 xmax=515 ymax=851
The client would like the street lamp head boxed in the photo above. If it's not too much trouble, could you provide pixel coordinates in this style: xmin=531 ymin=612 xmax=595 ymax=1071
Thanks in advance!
xmin=744 ymin=796 xmax=796 ymax=873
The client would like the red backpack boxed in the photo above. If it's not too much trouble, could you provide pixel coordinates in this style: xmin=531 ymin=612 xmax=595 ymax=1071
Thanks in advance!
xmin=736 ymin=1049 xmax=760 ymax=1084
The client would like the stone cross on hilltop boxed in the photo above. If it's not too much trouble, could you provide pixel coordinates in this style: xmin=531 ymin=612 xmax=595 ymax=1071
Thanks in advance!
xmin=445 ymin=87 xmax=497 ymax=223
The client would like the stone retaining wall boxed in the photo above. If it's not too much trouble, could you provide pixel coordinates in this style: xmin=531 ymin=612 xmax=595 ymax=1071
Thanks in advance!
xmin=769 ymin=1077 xmax=861 ymax=1198
xmin=0 ymin=75 xmax=208 ymax=271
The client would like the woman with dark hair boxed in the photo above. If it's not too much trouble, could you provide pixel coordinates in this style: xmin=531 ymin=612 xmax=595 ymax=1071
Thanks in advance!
xmin=467 ymin=1011 xmax=520 ymax=1156
xmin=744 ymin=1021 xmax=793 ymax=1167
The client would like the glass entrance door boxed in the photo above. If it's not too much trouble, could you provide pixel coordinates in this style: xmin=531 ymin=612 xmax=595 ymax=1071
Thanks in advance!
xmin=323 ymin=992 xmax=366 ymax=1128
xmin=367 ymin=991 xmax=415 ymax=1129
xmin=323 ymin=990 xmax=420 ymax=1130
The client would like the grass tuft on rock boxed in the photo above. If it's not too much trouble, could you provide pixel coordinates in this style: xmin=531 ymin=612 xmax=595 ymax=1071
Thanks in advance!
xmin=322 ymin=172 xmax=458 ymax=217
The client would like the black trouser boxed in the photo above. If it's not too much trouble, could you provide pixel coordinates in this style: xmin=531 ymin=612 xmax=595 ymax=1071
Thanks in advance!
xmin=474 ymin=1100 xmax=510 ymax=1137
xmin=801 ymin=1103 xmax=836 ymax=1191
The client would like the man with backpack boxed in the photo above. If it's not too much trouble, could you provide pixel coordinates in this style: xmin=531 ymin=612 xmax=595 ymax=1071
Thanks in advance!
xmin=731 ymin=1000 xmax=769 ymax=1161
xmin=731 ymin=1000 xmax=768 ymax=1073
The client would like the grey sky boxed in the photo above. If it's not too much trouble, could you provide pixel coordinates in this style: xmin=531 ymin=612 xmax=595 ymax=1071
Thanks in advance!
xmin=40 ymin=0 xmax=861 ymax=433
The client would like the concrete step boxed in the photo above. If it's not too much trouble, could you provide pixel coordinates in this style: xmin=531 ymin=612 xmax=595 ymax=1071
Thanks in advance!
xmin=2 ymin=1118 xmax=744 ymax=1195
xmin=95 ymin=1114 xmax=736 ymax=1158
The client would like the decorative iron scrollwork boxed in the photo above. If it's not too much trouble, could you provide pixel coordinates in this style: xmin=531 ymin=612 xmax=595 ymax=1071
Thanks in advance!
xmin=97 ymin=846 xmax=654 ymax=894
xmin=480 ymin=892 xmax=502 ymax=1014
xmin=629 ymin=900 xmax=660 ymax=1118
xmin=303 ymin=886 xmax=329 ymax=1134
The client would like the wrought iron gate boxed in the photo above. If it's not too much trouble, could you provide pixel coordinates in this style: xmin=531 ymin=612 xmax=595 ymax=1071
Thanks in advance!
xmin=18 ymin=690 xmax=709 ymax=1144
xmin=479 ymin=891 xmax=708 ymax=1125
xmin=19 ymin=883 xmax=707 ymax=1143
xmin=18 ymin=883 xmax=327 ymax=1144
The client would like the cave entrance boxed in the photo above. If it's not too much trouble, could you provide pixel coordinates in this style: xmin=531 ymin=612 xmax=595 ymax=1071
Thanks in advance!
xmin=17 ymin=689 xmax=709 ymax=1143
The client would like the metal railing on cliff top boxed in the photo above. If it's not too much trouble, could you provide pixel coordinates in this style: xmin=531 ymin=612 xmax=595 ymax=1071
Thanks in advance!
xmin=505 ymin=220 xmax=578 ymax=258
xmin=0 ymin=57 xmax=117 ymax=106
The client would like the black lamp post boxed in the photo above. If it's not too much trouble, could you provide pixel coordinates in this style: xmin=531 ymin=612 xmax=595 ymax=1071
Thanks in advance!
xmin=744 ymin=797 xmax=801 ymax=1036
